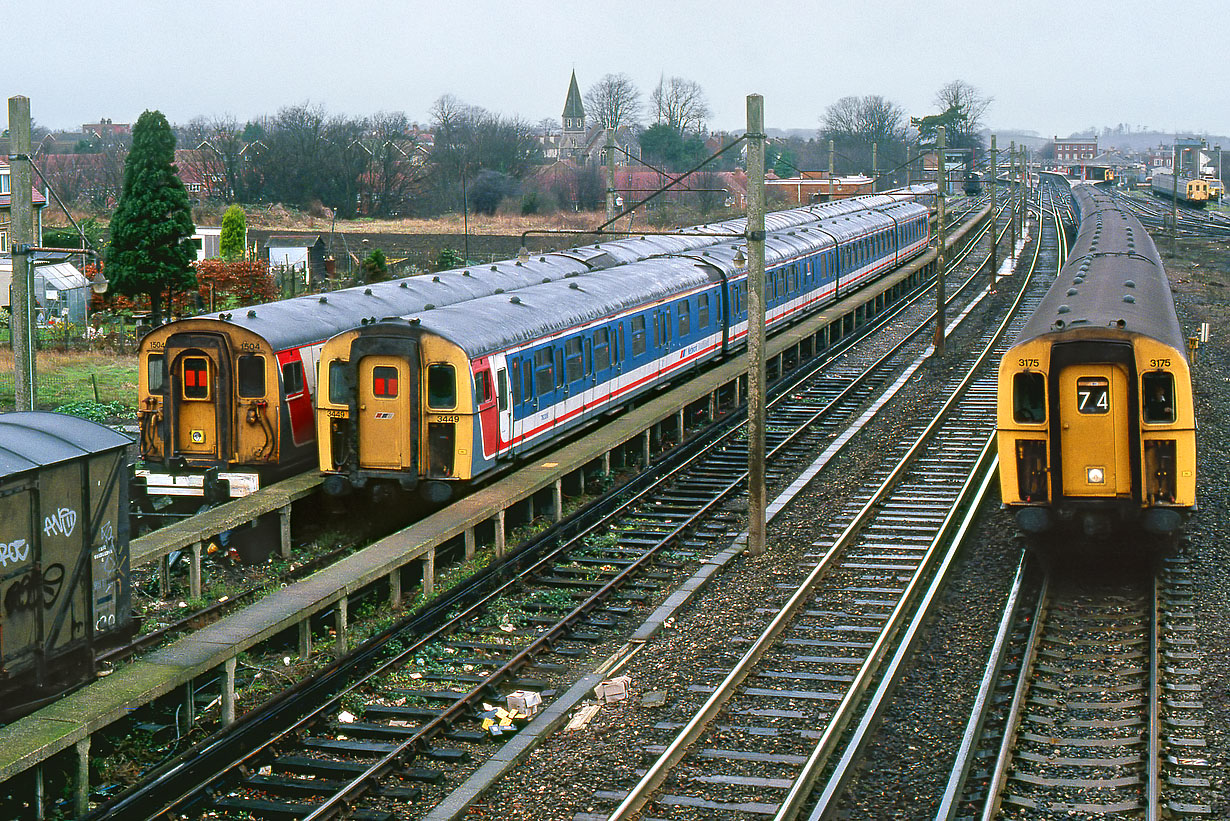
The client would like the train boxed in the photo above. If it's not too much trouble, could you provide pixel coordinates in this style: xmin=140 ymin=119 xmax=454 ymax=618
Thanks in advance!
xmin=1150 ymin=171 xmax=1211 ymax=207
xmin=0 ymin=412 xmax=135 ymax=718
xmin=316 ymin=197 xmax=932 ymax=502
xmin=135 ymin=187 xmax=936 ymax=509
xmin=997 ymin=183 xmax=1195 ymax=537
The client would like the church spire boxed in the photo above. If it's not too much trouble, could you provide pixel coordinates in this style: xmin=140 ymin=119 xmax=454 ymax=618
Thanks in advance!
xmin=562 ymin=70 xmax=585 ymax=132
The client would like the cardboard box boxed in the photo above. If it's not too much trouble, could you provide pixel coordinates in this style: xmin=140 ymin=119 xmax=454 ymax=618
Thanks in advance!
xmin=507 ymin=690 xmax=543 ymax=716
xmin=595 ymin=675 xmax=632 ymax=703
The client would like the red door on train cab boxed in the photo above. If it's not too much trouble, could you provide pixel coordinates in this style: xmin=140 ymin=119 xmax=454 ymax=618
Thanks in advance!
xmin=1057 ymin=363 xmax=1132 ymax=498
xmin=358 ymin=355 xmax=414 ymax=471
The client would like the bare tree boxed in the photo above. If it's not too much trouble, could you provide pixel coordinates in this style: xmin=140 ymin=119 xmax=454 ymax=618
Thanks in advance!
xmin=177 ymin=115 xmax=253 ymax=201
xmin=584 ymin=73 xmax=642 ymax=129
xmin=650 ymin=76 xmax=710 ymax=133
xmin=819 ymin=94 xmax=908 ymax=177
xmin=932 ymin=80 xmax=992 ymax=151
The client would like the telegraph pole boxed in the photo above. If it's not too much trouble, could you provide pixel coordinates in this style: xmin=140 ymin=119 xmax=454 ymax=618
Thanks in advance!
xmin=605 ymin=127 xmax=617 ymax=223
xmin=1009 ymin=140 xmax=1016 ymax=253
xmin=1171 ymin=144 xmax=1179 ymax=245
xmin=989 ymin=134 xmax=997 ymax=287
xmin=746 ymin=94 xmax=767 ymax=557
xmin=871 ymin=142 xmax=878 ymax=193
xmin=828 ymin=139 xmax=835 ymax=199
xmin=934 ymin=126 xmax=947 ymax=356
xmin=9 ymin=96 xmax=36 ymax=411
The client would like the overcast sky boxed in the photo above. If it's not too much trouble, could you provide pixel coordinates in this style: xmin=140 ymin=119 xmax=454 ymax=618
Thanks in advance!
xmin=7 ymin=0 xmax=1225 ymax=141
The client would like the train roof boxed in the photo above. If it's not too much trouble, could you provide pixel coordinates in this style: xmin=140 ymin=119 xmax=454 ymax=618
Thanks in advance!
xmin=1012 ymin=184 xmax=1185 ymax=353
xmin=0 ymin=412 xmax=132 ymax=478
xmin=362 ymin=199 xmax=930 ymax=358
xmin=150 ymin=186 xmax=935 ymax=355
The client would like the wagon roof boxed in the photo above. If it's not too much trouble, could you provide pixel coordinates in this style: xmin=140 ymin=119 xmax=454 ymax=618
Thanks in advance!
xmin=0 ymin=412 xmax=131 ymax=479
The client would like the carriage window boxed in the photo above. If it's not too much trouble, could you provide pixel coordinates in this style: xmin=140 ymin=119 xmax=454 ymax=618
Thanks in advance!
xmin=511 ymin=360 xmax=522 ymax=404
xmin=237 ymin=354 xmax=265 ymax=397
xmin=473 ymin=371 xmax=489 ymax=404
xmin=1142 ymin=372 xmax=1175 ymax=423
xmin=565 ymin=337 xmax=584 ymax=382
xmin=1076 ymin=377 xmax=1110 ymax=414
xmin=496 ymin=369 xmax=508 ymax=412
xmin=373 ymin=365 xmax=399 ymax=398
xmin=182 ymin=356 xmax=210 ymax=400
xmin=678 ymin=301 xmax=690 ymax=336
xmin=593 ymin=327 xmax=611 ymax=371
xmin=282 ymin=361 xmax=304 ymax=396
xmin=699 ymin=294 xmax=710 ymax=329
xmin=631 ymin=316 xmax=647 ymax=356
xmin=535 ymin=348 xmax=554 ymax=395
xmin=1013 ymin=372 xmax=1046 ymax=423
xmin=329 ymin=360 xmax=349 ymax=404
xmin=554 ymin=348 xmax=564 ymax=388
xmin=147 ymin=353 xmax=166 ymax=393
xmin=427 ymin=364 xmax=455 ymax=408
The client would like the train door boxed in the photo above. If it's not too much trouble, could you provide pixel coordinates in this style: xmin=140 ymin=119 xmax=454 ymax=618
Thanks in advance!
xmin=1056 ymin=363 xmax=1132 ymax=498
xmin=509 ymin=353 xmax=535 ymax=455
xmin=591 ymin=326 xmax=616 ymax=412
xmin=166 ymin=334 xmax=231 ymax=462
xmin=357 ymin=355 xmax=415 ymax=472
xmin=563 ymin=335 xmax=589 ymax=422
xmin=491 ymin=355 xmax=513 ymax=456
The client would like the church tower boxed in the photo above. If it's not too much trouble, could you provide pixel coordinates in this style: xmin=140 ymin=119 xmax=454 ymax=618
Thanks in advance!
xmin=562 ymin=70 xmax=586 ymax=137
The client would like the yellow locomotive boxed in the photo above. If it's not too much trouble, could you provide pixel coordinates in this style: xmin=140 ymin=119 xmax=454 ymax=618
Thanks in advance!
xmin=997 ymin=184 xmax=1195 ymax=536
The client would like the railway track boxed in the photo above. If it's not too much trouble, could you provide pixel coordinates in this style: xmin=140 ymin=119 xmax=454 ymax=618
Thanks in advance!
xmin=84 ymin=203 xmax=1009 ymax=821
xmin=595 ymin=178 xmax=1069 ymax=821
xmin=937 ymin=552 xmax=1212 ymax=819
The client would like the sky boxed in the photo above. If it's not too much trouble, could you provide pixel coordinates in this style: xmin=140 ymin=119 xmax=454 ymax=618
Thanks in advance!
xmin=6 ymin=0 xmax=1226 ymax=142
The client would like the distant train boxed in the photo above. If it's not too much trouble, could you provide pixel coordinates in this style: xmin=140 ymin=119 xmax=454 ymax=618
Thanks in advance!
xmin=997 ymin=183 xmax=1195 ymax=537
xmin=1150 ymin=171 xmax=1211 ymax=207
xmin=136 ymin=187 xmax=936 ymax=508
xmin=0 ymin=412 xmax=135 ymax=718
xmin=317 ymin=198 xmax=932 ymax=501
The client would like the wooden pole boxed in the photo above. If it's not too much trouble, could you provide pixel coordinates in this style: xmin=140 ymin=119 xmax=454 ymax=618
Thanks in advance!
xmin=934 ymin=126 xmax=947 ymax=356
xmin=9 ymin=96 xmax=36 ymax=410
xmin=989 ymin=134 xmax=998 ymax=287
xmin=746 ymin=95 xmax=767 ymax=557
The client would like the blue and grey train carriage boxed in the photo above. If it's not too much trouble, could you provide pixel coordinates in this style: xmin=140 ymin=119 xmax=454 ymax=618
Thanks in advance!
xmin=317 ymin=198 xmax=931 ymax=501
xmin=137 ymin=188 xmax=934 ymax=508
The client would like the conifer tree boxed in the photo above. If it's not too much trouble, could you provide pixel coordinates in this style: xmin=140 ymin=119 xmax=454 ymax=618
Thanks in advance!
xmin=219 ymin=204 xmax=246 ymax=261
xmin=107 ymin=109 xmax=196 ymax=322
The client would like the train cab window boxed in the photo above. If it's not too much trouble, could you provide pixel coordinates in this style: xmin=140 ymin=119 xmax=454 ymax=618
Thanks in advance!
xmin=678 ymin=301 xmax=691 ymax=336
xmin=535 ymin=348 xmax=554 ymax=394
xmin=147 ymin=354 xmax=166 ymax=393
xmin=282 ymin=361 xmax=305 ymax=396
xmin=1013 ymin=372 xmax=1046 ymax=423
xmin=427 ymin=364 xmax=456 ymax=408
xmin=593 ymin=328 xmax=611 ymax=371
xmin=1142 ymin=372 xmax=1175 ymax=423
xmin=699 ymin=294 xmax=710 ymax=329
xmin=474 ymin=370 xmax=492 ymax=405
xmin=1076 ymin=376 xmax=1110 ymax=414
xmin=565 ymin=337 xmax=585 ymax=382
xmin=329 ymin=360 xmax=350 ymax=404
xmin=372 ymin=365 xmax=399 ymax=398
xmin=238 ymin=354 xmax=265 ymax=397
xmin=182 ymin=356 xmax=210 ymax=400
xmin=631 ymin=316 xmax=647 ymax=356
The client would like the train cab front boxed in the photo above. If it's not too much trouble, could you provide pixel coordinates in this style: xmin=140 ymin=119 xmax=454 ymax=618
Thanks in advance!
xmin=137 ymin=321 xmax=279 ymax=506
xmin=998 ymin=338 xmax=1195 ymax=540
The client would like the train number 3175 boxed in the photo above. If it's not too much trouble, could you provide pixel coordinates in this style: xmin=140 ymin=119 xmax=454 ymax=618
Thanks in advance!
xmin=1150 ymin=359 xmax=1171 ymax=368
xmin=1018 ymin=358 xmax=1040 ymax=368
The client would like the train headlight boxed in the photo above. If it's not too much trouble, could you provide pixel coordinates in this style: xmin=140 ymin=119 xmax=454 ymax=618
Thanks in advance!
xmin=1086 ymin=466 xmax=1106 ymax=484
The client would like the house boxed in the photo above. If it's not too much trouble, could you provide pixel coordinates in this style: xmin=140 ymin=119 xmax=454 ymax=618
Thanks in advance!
xmin=1054 ymin=136 xmax=1098 ymax=161
xmin=0 ymin=157 xmax=48 ymax=254
xmin=81 ymin=119 xmax=131 ymax=140
xmin=766 ymin=173 xmax=874 ymax=205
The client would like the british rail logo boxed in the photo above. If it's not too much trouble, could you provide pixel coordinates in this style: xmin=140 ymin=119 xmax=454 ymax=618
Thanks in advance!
xmin=374 ymin=412 xmax=394 ymax=420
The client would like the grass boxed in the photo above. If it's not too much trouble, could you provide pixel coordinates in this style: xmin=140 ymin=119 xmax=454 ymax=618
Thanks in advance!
xmin=0 ymin=348 xmax=138 ymax=411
